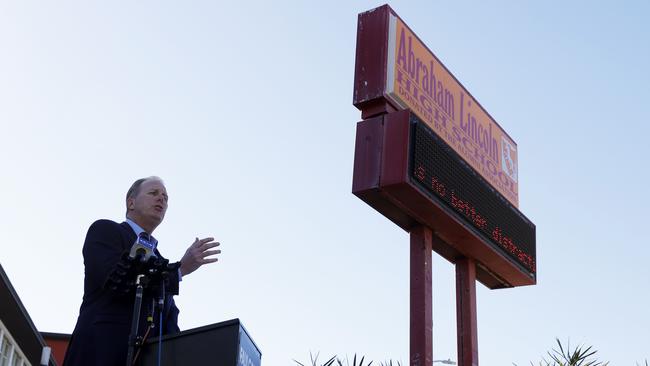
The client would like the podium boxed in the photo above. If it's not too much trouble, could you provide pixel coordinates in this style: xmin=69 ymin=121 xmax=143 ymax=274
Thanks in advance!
xmin=139 ymin=318 xmax=261 ymax=365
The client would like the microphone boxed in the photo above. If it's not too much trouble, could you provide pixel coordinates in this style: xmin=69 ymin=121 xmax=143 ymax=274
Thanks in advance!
xmin=129 ymin=233 xmax=157 ymax=262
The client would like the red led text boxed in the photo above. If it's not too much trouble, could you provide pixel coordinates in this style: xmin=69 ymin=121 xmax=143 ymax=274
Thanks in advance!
xmin=412 ymin=164 xmax=535 ymax=273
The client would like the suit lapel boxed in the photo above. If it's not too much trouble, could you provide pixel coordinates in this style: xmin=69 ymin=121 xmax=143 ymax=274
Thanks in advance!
xmin=120 ymin=221 xmax=137 ymax=247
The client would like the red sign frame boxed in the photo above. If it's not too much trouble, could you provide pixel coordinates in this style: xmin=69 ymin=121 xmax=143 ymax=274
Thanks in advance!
xmin=353 ymin=4 xmax=520 ymax=208
xmin=352 ymin=110 xmax=535 ymax=288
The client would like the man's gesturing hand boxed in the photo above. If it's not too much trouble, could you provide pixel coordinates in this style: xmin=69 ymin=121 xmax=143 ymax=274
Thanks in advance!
xmin=179 ymin=237 xmax=221 ymax=277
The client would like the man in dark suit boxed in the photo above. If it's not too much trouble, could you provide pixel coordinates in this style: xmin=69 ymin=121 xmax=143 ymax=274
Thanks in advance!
xmin=63 ymin=177 xmax=221 ymax=366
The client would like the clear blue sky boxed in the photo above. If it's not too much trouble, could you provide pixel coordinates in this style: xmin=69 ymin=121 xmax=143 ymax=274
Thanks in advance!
xmin=1 ymin=1 xmax=648 ymax=364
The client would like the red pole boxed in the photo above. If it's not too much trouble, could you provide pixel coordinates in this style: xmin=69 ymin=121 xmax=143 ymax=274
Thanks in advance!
xmin=410 ymin=225 xmax=433 ymax=366
xmin=456 ymin=257 xmax=478 ymax=366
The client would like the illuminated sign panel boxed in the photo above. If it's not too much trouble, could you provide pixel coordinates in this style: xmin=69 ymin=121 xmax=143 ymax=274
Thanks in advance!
xmin=352 ymin=110 xmax=536 ymax=287
xmin=386 ymin=15 xmax=519 ymax=207
xmin=410 ymin=114 xmax=535 ymax=274
xmin=354 ymin=6 xmax=519 ymax=207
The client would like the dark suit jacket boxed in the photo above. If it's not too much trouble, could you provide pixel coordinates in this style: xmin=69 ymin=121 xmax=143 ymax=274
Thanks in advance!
xmin=63 ymin=220 xmax=180 ymax=366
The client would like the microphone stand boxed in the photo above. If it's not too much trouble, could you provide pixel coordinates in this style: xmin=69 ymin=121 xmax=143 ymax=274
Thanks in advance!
xmin=109 ymin=250 xmax=178 ymax=366
xmin=132 ymin=277 xmax=165 ymax=366
xmin=125 ymin=274 xmax=147 ymax=366
xmin=155 ymin=282 xmax=165 ymax=366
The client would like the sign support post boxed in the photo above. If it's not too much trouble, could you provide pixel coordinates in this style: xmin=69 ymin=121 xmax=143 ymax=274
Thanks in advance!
xmin=456 ymin=257 xmax=478 ymax=366
xmin=409 ymin=225 xmax=433 ymax=366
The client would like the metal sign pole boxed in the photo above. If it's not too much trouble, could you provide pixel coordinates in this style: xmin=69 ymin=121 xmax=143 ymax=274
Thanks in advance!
xmin=456 ymin=257 xmax=478 ymax=366
xmin=410 ymin=225 xmax=433 ymax=366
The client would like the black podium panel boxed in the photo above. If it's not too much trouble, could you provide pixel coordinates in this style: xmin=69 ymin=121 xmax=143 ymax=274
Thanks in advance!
xmin=139 ymin=318 xmax=261 ymax=366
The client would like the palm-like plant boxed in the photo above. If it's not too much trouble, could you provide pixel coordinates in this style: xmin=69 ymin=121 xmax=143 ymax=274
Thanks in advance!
xmin=293 ymin=352 xmax=337 ymax=366
xmin=336 ymin=354 xmax=372 ymax=366
xmin=294 ymin=353 xmax=401 ymax=366
xmin=377 ymin=361 xmax=402 ymax=366
xmin=515 ymin=338 xmax=608 ymax=366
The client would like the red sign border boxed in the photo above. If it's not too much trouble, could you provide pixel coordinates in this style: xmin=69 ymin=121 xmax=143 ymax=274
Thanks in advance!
xmin=353 ymin=4 xmax=521 ymax=206
xmin=353 ymin=4 xmax=517 ymax=144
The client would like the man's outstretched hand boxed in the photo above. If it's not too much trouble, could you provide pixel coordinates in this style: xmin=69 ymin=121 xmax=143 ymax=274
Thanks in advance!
xmin=179 ymin=237 xmax=221 ymax=276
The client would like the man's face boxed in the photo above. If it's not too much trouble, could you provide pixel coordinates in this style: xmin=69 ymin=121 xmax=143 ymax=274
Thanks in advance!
xmin=127 ymin=179 xmax=168 ymax=232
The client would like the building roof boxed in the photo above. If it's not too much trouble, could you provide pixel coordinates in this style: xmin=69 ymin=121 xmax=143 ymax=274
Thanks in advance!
xmin=0 ymin=263 xmax=56 ymax=366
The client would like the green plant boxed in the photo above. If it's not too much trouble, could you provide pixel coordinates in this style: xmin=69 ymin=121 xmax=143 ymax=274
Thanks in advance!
xmin=514 ymin=338 xmax=608 ymax=366
xmin=294 ymin=353 xmax=402 ymax=366
xmin=378 ymin=361 xmax=401 ymax=366
xmin=293 ymin=352 xmax=337 ymax=366
xmin=336 ymin=354 xmax=372 ymax=366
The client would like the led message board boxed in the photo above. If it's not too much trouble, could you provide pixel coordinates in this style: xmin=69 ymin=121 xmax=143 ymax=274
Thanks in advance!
xmin=352 ymin=110 xmax=536 ymax=288
xmin=411 ymin=115 xmax=535 ymax=275
xmin=353 ymin=4 xmax=519 ymax=207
